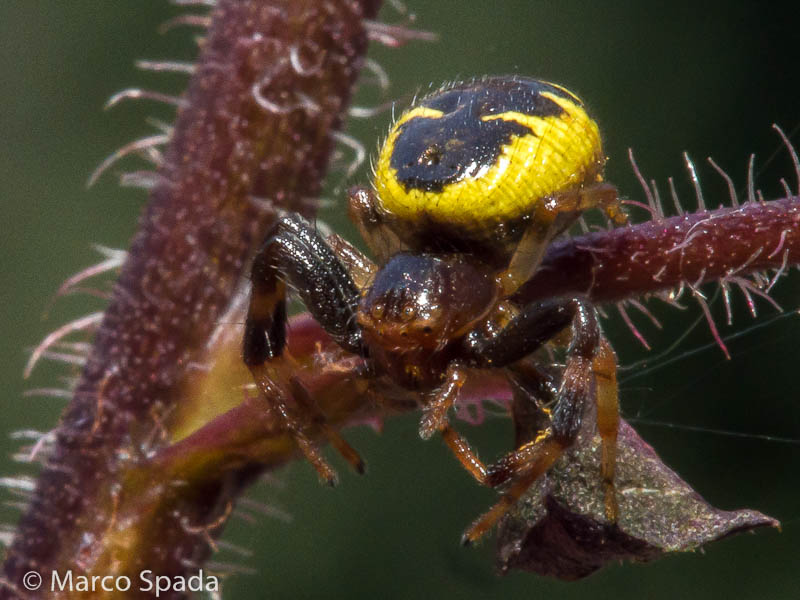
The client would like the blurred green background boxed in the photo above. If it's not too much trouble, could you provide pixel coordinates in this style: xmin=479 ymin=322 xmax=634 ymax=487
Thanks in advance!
xmin=2 ymin=1 xmax=799 ymax=598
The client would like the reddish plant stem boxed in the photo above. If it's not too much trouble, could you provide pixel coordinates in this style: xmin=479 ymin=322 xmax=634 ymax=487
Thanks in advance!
xmin=1 ymin=1 xmax=380 ymax=597
xmin=518 ymin=197 xmax=800 ymax=304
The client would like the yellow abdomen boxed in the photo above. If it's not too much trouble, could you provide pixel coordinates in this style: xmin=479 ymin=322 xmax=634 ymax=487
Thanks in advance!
xmin=373 ymin=76 xmax=604 ymax=240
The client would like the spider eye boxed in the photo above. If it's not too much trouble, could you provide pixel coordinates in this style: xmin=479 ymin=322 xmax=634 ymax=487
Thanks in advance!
xmin=373 ymin=76 xmax=604 ymax=244
xmin=371 ymin=302 xmax=386 ymax=320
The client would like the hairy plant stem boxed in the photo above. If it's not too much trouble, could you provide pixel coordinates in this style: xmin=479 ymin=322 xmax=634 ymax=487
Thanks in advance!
xmin=1 ymin=1 xmax=380 ymax=598
xmin=519 ymin=197 xmax=800 ymax=304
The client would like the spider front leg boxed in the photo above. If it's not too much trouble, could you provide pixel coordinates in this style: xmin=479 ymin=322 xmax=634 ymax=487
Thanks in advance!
xmin=243 ymin=214 xmax=367 ymax=484
xmin=419 ymin=363 xmax=488 ymax=484
xmin=462 ymin=297 xmax=620 ymax=544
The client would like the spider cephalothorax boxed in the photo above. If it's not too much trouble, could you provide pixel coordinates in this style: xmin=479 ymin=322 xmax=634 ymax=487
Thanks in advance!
xmin=243 ymin=75 xmax=625 ymax=543
xmin=357 ymin=252 xmax=498 ymax=386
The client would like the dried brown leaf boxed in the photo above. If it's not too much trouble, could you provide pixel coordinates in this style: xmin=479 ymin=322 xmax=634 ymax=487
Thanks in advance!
xmin=496 ymin=416 xmax=779 ymax=580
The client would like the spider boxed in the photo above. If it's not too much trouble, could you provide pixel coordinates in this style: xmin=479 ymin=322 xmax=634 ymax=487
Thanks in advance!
xmin=243 ymin=76 xmax=628 ymax=544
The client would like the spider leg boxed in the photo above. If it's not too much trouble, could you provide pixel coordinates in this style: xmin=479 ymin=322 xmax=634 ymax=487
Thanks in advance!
xmin=347 ymin=186 xmax=407 ymax=263
xmin=325 ymin=232 xmax=378 ymax=290
xmin=537 ymin=182 xmax=625 ymax=225
xmin=462 ymin=297 xmax=619 ymax=544
xmin=243 ymin=214 xmax=365 ymax=484
xmin=593 ymin=337 xmax=620 ymax=521
xmin=249 ymin=364 xmax=339 ymax=486
xmin=461 ymin=437 xmax=565 ymax=545
xmin=289 ymin=377 xmax=366 ymax=475
xmin=498 ymin=183 xmax=625 ymax=296
xmin=497 ymin=222 xmax=556 ymax=296
xmin=419 ymin=363 xmax=488 ymax=483
xmin=478 ymin=339 xmax=620 ymax=518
